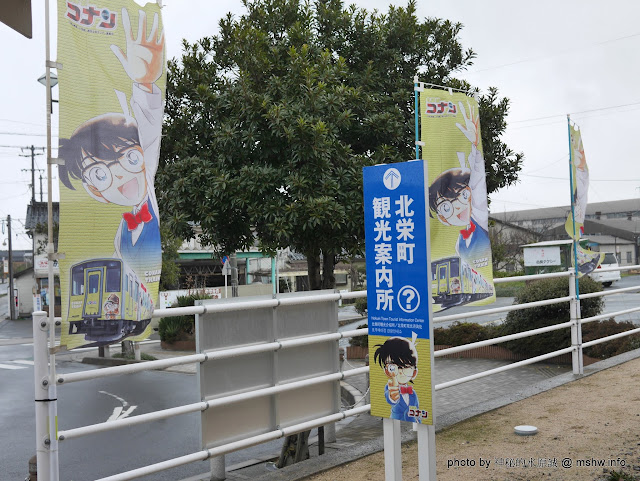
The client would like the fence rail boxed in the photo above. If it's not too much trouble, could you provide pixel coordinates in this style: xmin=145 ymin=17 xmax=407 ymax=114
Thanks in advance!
xmin=34 ymin=266 xmax=640 ymax=481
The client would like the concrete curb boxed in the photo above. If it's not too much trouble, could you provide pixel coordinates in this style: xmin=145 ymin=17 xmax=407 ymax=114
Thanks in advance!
xmin=249 ymin=347 xmax=640 ymax=481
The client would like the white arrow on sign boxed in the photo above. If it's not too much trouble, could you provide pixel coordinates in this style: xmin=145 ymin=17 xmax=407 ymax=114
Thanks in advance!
xmin=383 ymin=168 xmax=401 ymax=190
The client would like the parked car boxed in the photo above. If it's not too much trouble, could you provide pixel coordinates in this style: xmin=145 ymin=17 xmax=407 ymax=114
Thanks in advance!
xmin=588 ymin=252 xmax=621 ymax=287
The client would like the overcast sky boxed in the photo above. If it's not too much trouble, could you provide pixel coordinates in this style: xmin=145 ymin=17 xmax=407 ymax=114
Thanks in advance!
xmin=2 ymin=0 xmax=640 ymax=249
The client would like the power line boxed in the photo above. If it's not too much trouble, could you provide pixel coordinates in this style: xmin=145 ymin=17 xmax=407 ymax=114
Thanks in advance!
xmin=469 ymin=31 xmax=640 ymax=75
xmin=511 ymin=100 xmax=640 ymax=125
xmin=0 ymin=132 xmax=58 ymax=137
xmin=521 ymin=173 xmax=640 ymax=182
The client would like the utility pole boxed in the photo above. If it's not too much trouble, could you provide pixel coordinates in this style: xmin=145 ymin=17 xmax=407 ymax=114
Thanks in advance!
xmin=20 ymin=145 xmax=45 ymax=205
xmin=7 ymin=216 xmax=15 ymax=320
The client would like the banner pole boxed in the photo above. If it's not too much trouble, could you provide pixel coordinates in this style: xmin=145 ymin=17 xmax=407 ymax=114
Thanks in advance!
xmin=44 ymin=0 xmax=60 ymax=479
xmin=567 ymin=115 xmax=580 ymax=302
xmin=414 ymin=76 xmax=420 ymax=159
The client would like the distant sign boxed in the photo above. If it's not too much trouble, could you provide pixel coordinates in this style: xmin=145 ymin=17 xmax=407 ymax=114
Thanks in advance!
xmin=363 ymin=160 xmax=433 ymax=425
xmin=524 ymin=246 xmax=562 ymax=267
xmin=159 ymin=288 xmax=222 ymax=309
xmin=34 ymin=255 xmax=60 ymax=276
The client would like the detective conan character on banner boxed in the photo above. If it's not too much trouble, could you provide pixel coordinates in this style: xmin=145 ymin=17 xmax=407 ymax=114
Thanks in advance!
xmin=421 ymin=91 xmax=496 ymax=312
xmin=57 ymin=2 xmax=165 ymax=349
xmin=564 ymin=122 xmax=603 ymax=276
xmin=373 ymin=333 xmax=422 ymax=423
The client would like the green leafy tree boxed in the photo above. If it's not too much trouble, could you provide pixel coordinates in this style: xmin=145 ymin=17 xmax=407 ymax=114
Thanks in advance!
xmin=159 ymin=223 xmax=182 ymax=291
xmin=158 ymin=0 xmax=524 ymax=290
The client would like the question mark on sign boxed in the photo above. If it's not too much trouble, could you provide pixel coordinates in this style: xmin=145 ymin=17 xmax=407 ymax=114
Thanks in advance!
xmin=404 ymin=289 xmax=415 ymax=310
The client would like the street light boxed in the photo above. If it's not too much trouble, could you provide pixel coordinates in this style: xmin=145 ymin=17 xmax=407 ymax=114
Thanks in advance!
xmin=37 ymin=71 xmax=58 ymax=113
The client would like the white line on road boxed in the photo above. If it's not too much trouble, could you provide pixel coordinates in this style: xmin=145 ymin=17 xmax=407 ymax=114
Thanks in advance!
xmin=0 ymin=363 xmax=27 ymax=370
xmin=99 ymin=390 xmax=137 ymax=422
xmin=12 ymin=360 xmax=34 ymax=365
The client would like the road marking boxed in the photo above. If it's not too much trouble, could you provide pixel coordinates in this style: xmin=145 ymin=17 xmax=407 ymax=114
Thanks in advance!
xmin=99 ymin=391 xmax=137 ymax=422
xmin=0 ymin=363 xmax=27 ymax=370
xmin=12 ymin=360 xmax=34 ymax=365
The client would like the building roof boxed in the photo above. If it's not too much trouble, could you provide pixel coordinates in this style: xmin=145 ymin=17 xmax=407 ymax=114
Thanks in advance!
xmin=491 ymin=198 xmax=640 ymax=223
xmin=582 ymin=234 xmax=633 ymax=245
xmin=25 ymin=202 xmax=60 ymax=231
xmin=546 ymin=219 xmax=640 ymax=242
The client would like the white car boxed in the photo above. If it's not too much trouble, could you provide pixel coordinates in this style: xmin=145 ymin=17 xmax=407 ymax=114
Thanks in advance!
xmin=589 ymin=252 xmax=621 ymax=287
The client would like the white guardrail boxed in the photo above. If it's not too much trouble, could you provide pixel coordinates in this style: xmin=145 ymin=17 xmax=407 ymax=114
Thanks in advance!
xmin=32 ymin=267 xmax=640 ymax=480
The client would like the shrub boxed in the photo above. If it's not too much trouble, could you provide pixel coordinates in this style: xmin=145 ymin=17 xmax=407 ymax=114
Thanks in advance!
xmin=583 ymin=319 xmax=640 ymax=359
xmin=501 ymin=276 xmax=604 ymax=356
xmin=158 ymin=316 xmax=189 ymax=343
xmin=434 ymin=322 xmax=502 ymax=346
xmin=349 ymin=324 xmax=368 ymax=348
xmin=158 ymin=293 xmax=213 ymax=343
xmin=354 ymin=296 xmax=368 ymax=316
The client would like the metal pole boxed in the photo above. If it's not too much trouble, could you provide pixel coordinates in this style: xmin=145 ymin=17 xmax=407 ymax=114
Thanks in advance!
xmin=33 ymin=312 xmax=51 ymax=481
xmin=230 ymin=253 xmax=238 ymax=297
xmin=383 ymin=418 xmax=403 ymax=481
xmin=44 ymin=0 xmax=60 ymax=478
xmin=7 ymin=215 xmax=15 ymax=320
xmin=414 ymin=76 xmax=420 ymax=159
xmin=417 ymin=424 xmax=436 ymax=480
xmin=569 ymin=269 xmax=583 ymax=375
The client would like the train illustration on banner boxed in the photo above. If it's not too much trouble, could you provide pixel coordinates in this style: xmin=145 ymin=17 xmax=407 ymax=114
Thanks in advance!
xmin=66 ymin=258 xmax=154 ymax=345
xmin=432 ymin=255 xmax=494 ymax=310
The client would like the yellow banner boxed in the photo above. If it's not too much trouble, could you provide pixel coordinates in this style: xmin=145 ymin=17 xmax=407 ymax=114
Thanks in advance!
xmin=57 ymin=0 xmax=166 ymax=349
xmin=565 ymin=124 xmax=589 ymax=239
xmin=421 ymin=90 xmax=495 ymax=312
xmin=564 ymin=123 xmax=603 ymax=276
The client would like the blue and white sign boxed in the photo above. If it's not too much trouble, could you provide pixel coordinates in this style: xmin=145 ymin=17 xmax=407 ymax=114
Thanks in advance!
xmin=364 ymin=160 xmax=434 ymax=424
xmin=364 ymin=160 xmax=431 ymax=339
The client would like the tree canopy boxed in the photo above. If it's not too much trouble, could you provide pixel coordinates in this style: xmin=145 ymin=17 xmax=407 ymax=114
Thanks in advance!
xmin=157 ymin=0 xmax=524 ymax=289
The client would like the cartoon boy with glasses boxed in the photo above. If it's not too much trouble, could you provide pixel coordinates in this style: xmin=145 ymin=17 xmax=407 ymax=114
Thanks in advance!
xmin=374 ymin=335 xmax=421 ymax=423
xmin=428 ymin=101 xmax=489 ymax=262
xmin=59 ymin=8 xmax=164 ymax=272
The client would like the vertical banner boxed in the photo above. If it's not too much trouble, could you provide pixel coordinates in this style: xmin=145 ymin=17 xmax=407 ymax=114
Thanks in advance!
xmin=421 ymin=90 xmax=495 ymax=312
xmin=364 ymin=160 xmax=434 ymax=425
xmin=57 ymin=0 xmax=165 ymax=349
xmin=565 ymin=122 xmax=604 ymax=276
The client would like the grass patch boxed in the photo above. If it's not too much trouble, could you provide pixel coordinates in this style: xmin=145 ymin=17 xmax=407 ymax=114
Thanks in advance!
xmin=112 ymin=352 xmax=157 ymax=361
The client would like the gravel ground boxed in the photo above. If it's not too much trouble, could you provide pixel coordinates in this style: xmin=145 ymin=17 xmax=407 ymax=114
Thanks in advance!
xmin=308 ymin=357 xmax=640 ymax=481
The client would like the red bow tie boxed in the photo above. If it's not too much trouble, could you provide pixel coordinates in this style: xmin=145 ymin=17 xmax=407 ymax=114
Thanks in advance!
xmin=123 ymin=203 xmax=152 ymax=231
xmin=399 ymin=386 xmax=414 ymax=395
xmin=459 ymin=221 xmax=476 ymax=240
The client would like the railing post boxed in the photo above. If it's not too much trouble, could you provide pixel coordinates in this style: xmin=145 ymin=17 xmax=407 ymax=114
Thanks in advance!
xmin=383 ymin=418 xmax=403 ymax=481
xmin=33 ymin=311 xmax=52 ymax=481
xmin=568 ymin=270 xmax=583 ymax=375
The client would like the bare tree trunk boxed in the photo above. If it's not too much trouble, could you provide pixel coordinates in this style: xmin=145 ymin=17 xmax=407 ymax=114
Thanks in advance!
xmin=306 ymin=249 xmax=322 ymax=291
xmin=321 ymin=251 xmax=336 ymax=290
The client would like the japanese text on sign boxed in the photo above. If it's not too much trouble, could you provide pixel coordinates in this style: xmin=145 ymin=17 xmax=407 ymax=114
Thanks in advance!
xmin=372 ymin=194 xmax=416 ymax=312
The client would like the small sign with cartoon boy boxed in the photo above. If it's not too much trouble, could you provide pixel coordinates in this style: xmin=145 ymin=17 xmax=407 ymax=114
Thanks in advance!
xmin=374 ymin=334 xmax=424 ymax=423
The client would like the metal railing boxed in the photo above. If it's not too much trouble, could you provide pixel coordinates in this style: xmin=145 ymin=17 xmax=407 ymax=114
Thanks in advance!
xmin=33 ymin=268 xmax=640 ymax=480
